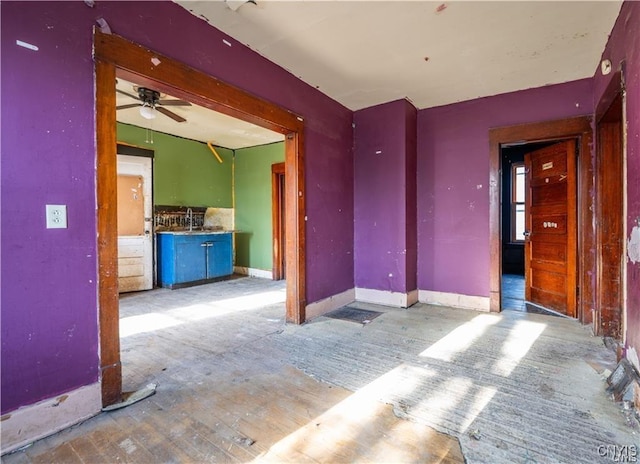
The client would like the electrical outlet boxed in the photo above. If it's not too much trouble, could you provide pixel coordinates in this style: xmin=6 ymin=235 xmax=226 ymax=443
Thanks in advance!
xmin=46 ymin=204 xmax=67 ymax=229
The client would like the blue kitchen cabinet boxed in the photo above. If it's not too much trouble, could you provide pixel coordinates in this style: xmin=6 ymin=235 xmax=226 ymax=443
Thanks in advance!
xmin=205 ymin=237 xmax=233 ymax=279
xmin=156 ymin=232 xmax=233 ymax=288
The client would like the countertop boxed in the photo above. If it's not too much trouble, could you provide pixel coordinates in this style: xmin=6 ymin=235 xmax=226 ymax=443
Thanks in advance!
xmin=156 ymin=229 xmax=238 ymax=235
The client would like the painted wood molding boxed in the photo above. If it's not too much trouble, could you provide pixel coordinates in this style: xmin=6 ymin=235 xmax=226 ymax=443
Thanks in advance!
xmin=419 ymin=290 xmax=490 ymax=312
xmin=1 ymin=383 xmax=101 ymax=455
xmin=233 ymin=266 xmax=273 ymax=280
xmin=355 ymin=288 xmax=418 ymax=308
xmin=305 ymin=288 xmax=356 ymax=320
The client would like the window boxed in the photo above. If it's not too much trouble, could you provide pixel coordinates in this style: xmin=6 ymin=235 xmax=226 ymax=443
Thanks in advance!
xmin=512 ymin=163 xmax=526 ymax=242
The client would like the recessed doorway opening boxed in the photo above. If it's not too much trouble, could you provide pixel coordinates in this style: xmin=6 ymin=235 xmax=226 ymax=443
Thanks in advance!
xmin=500 ymin=141 xmax=559 ymax=316
xmin=489 ymin=117 xmax=592 ymax=320
xmin=95 ymin=31 xmax=306 ymax=407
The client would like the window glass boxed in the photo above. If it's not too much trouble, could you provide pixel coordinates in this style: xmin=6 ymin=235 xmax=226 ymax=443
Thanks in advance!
xmin=515 ymin=166 xmax=525 ymax=203
xmin=512 ymin=163 xmax=526 ymax=242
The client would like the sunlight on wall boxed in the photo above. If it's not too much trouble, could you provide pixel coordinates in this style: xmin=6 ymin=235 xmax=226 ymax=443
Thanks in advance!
xmin=419 ymin=314 xmax=501 ymax=361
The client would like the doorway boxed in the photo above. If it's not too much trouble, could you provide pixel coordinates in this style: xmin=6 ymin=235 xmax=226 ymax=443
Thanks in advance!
xmin=489 ymin=117 xmax=592 ymax=320
xmin=500 ymin=141 xmax=555 ymax=313
xmin=95 ymin=31 xmax=306 ymax=406
xmin=524 ymin=140 xmax=578 ymax=317
xmin=117 ymin=152 xmax=154 ymax=293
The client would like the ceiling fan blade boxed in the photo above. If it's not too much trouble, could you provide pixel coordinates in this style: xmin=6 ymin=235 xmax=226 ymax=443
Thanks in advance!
xmin=116 ymin=88 xmax=139 ymax=100
xmin=157 ymin=106 xmax=187 ymax=123
xmin=158 ymin=99 xmax=192 ymax=106
xmin=116 ymin=103 xmax=141 ymax=110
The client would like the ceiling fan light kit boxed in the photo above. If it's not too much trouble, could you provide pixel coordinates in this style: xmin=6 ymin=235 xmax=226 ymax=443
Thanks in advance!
xmin=139 ymin=104 xmax=156 ymax=120
xmin=116 ymin=85 xmax=192 ymax=123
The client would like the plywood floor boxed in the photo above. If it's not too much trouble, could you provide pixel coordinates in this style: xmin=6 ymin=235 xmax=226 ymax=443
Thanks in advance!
xmin=3 ymin=277 xmax=637 ymax=463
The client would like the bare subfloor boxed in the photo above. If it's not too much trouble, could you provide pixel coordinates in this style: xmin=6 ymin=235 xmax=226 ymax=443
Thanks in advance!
xmin=4 ymin=277 xmax=638 ymax=463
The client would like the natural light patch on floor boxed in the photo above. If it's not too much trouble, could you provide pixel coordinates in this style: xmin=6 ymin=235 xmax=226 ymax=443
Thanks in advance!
xmin=252 ymin=365 xmax=462 ymax=463
xmin=167 ymin=290 xmax=286 ymax=320
xmin=492 ymin=319 xmax=547 ymax=376
xmin=419 ymin=314 xmax=501 ymax=361
xmin=406 ymin=372 xmax=497 ymax=434
xmin=120 ymin=312 xmax=181 ymax=337
xmin=120 ymin=289 xmax=286 ymax=337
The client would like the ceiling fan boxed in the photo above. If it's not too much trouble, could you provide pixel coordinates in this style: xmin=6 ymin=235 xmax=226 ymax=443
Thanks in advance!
xmin=116 ymin=86 xmax=192 ymax=123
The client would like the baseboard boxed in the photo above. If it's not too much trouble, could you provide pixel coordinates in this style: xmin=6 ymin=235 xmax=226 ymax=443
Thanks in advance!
xmin=305 ymin=288 xmax=355 ymax=320
xmin=234 ymin=266 xmax=273 ymax=280
xmin=1 ymin=382 xmax=101 ymax=455
xmin=407 ymin=289 xmax=419 ymax=307
xmin=355 ymin=288 xmax=418 ymax=308
xmin=419 ymin=290 xmax=490 ymax=312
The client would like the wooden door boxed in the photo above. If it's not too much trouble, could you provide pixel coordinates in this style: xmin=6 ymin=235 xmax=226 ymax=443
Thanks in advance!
xmin=117 ymin=155 xmax=153 ymax=292
xmin=524 ymin=140 xmax=577 ymax=317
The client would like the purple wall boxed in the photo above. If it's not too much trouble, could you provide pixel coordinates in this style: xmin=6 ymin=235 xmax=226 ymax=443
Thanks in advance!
xmin=417 ymin=79 xmax=594 ymax=297
xmin=1 ymin=1 xmax=353 ymax=414
xmin=593 ymin=1 xmax=640 ymax=360
xmin=354 ymin=100 xmax=417 ymax=294
xmin=405 ymin=103 xmax=418 ymax=293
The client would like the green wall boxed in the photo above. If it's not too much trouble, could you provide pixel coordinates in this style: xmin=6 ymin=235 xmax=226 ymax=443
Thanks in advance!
xmin=117 ymin=122 xmax=233 ymax=207
xmin=118 ymin=122 xmax=282 ymax=272
xmin=234 ymin=143 xmax=285 ymax=271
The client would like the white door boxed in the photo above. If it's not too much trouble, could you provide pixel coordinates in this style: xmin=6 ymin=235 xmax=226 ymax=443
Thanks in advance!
xmin=117 ymin=154 xmax=153 ymax=292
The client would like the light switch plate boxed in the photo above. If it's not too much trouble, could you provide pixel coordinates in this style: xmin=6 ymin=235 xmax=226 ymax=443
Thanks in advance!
xmin=46 ymin=204 xmax=67 ymax=229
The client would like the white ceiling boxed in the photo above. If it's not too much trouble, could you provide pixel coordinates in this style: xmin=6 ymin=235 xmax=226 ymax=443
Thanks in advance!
xmin=176 ymin=0 xmax=622 ymax=111
xmin=116 ymin=78 xmax=284 ymax=149
xmin=121 ymin=1 xmax=622 ymax=148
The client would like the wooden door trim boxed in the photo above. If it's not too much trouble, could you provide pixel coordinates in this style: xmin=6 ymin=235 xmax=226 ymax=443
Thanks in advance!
xmin=595 ymin=92 xmax=624 ymax=338
xmin=96 ymin=59 xmax=121 ymax=406
xmin=272 ymin=162 xmax=285 ymax=281
xmin=489 ymin=116 xmax=592 ymax=315
xmin=95 ymin=31 xmax=306 ymax=406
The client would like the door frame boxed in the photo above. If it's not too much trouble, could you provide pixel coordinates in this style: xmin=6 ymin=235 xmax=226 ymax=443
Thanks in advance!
xmin=489 ymin=117 xmax=592 ymax=320
xmin=95 ymin=31 xmax=306 ymax=406
xmin=272 ymin=162 xmax=286 ymax=281
xmin=116 ymin=153 xmax=154 ymax=292
xmin=594 ymin=70 xmax=625 ymax=338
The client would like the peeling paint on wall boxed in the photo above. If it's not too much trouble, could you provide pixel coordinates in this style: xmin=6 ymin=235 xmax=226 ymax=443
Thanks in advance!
xmin=628 ymin=221 xmax=640 ymax=264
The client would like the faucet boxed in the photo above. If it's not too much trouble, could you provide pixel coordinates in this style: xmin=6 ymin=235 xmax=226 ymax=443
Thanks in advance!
xmin=186 ymin=207 xmax=193 ymax=231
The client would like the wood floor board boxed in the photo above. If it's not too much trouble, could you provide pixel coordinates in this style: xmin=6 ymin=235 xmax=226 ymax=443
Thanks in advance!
xmin=135 ymin=411 xmax=235 ymax=462
xmin=66 ymin=436 xmax=104 ymax=464
xmin=4 ymin=278 xmax=635 ymax=464
xmin=29 ymin=443 xmax=82 ymax=464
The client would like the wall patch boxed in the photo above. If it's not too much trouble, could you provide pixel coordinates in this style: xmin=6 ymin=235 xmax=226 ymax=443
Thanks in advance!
xmin=628 ymin=222 xmax=640 ymax=264
xmin=16 ymin=40 xmax=38 ymax=51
